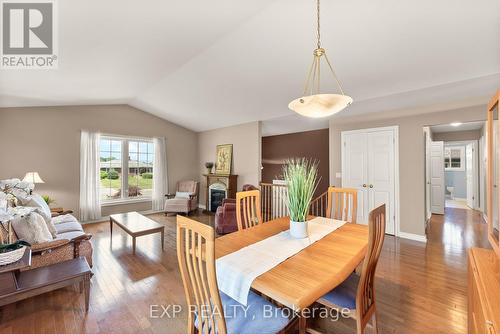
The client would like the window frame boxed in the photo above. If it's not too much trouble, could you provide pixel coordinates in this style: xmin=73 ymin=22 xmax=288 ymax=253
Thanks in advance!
xmin=444 ymin=145 xmax=465 ymax=171
xmin=100 ymin=135 xmax=154 ymax=206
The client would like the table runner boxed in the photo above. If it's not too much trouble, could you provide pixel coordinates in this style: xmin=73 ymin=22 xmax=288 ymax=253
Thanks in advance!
xmin=215 ymin=217 xmax=346 ymax=305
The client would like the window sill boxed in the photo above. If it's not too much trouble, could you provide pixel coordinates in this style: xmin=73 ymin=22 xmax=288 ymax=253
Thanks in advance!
xmin=101 ymin=197 xmax=152 ymax=207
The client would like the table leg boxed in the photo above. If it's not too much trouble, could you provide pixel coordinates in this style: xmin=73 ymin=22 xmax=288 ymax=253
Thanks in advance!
xmin=161 ymin=230 xmax=164 ymax=251
xmin=132 ymin=237 xmax=136 ymax=254
xmin=84 ymin=274 xmax=90 ymax=312
xmin=298 ymin=310 xmax=307 ymax=334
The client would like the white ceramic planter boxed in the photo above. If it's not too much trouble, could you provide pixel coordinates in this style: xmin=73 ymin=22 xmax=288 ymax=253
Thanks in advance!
xmin=290 ymin=220 xmax=308 ymax=239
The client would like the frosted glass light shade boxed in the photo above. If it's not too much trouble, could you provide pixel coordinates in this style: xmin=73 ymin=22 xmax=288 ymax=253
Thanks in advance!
xmin=22 ymin=172 xmax=45 ymax=184
xmin=288 ymin=94 xmax=353 ymax=118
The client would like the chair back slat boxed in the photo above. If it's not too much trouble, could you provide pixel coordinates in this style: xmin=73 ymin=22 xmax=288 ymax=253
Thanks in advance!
xmin=356 ymin=204 xmax=386 ymax=329
xmin=177 ymin=216 xmax=227 ymax=334
xmin=326 ymin=187 xmax=358 ymax=223
xmin=236 ymin=190 xmax=262 ymax=230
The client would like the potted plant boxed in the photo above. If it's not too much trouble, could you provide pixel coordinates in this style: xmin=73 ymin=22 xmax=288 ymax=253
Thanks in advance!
xmin=42 ymin=195 xmax=56 ymax=207
xmin=282 ymin=158 xmax=319 ymax=238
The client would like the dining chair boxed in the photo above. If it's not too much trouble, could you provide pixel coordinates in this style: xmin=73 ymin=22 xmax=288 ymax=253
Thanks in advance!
xmin=307 ymin=204 xmax=386 ymax=334
xmin=176 ymin=215 xmax=291 ymax=334
xmin=325 ymin=187 xmax=358 ymax=223
xmin=236 ymin=189 xmax=262 ymax=231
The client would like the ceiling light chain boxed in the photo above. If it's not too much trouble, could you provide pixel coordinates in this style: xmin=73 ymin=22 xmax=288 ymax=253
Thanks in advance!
xmin=316 ymin=0 xmax=321 ymax=49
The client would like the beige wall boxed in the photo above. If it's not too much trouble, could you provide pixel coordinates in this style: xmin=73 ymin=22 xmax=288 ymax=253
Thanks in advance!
xmin=432 ymin=129 xmax=482 ymax=141
xmin=0 ymin=105 xmax=198 ymax=219
xmin=329 ymin=105 xmax=486 ymax=237
xmin=197 ymin=121 xmax=261 ymax=207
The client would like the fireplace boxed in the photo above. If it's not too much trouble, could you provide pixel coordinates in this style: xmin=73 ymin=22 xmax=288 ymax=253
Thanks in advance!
xmin=203 ymin=174 xmax=238 ymax=212
xmin=209 ymin=183 xmax=227 ymax=212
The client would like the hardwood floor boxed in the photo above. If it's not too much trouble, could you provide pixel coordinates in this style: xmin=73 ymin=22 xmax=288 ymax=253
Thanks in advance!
xmin=0 ymin=207 xmax=489 ymax=334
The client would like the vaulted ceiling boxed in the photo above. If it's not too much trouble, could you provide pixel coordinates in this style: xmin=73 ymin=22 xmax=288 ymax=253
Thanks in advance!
xmin=1 ymin=0 xmax=499 ymax=133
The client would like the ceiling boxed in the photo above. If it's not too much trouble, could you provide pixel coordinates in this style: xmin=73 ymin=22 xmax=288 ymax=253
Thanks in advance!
xmin=1 ymin=0 xmax=499 ymax=134
xmin=431 ymin=121 xmax=485 ymax=133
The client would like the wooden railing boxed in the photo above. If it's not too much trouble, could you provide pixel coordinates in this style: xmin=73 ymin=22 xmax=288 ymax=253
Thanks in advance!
xmin=260 ymin=183 xmax=328 ymax=221
xmin=309 ymin=191 xmax=328 ymax=217
xmin=260 ymin=182 xmax=289 ymax=222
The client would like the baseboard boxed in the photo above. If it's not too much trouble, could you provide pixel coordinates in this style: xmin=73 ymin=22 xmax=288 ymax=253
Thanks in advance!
xmin=398 ymin=232 xmax=427 ymax=243
xmin=453 ymin=197 xmax=467 ymax=201
xmin=198 ymin=204 xmax=206 ymax=210
xmin=81 ymin=209 xmax=164 ymax=225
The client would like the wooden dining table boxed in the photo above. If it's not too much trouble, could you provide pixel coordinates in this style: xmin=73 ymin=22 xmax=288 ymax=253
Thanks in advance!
xmin=215 ymin=216 xmax=369 ymax=312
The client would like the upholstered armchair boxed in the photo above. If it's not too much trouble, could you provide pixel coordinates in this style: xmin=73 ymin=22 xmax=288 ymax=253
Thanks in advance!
xmin=164 ymin=180 xmax=200 ymax=215
xmin=215 ymin=184 xmax=258 ymax=234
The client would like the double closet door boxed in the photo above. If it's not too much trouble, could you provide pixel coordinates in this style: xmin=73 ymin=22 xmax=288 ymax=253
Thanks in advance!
xmin=341 ymin=126 xmax=397 ymax=235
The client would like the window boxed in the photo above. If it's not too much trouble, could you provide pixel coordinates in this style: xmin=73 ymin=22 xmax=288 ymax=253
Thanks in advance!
xmin=100 ymin=136 xmax=154 ymax=203
xmin=444 ymin=146 xmax=465 ymax=171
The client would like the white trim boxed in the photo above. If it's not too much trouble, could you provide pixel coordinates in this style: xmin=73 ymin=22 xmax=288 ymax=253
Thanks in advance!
xmin=340 ymin=125 xmax=400 ymax=237
xmin=453 ymin=197 xmax=467 ymax=201
xmin=198 ymin=204 xmax=206 ymax=210
xmin=398 ymin=232 xmax=427 ymax=243
xmin=101 ymin=198 xmax=152 ymax=207
xmin=81 ymin=209 xmax=163 ymax=224
xmin=100 ymin=133 xmax=154 ymax=142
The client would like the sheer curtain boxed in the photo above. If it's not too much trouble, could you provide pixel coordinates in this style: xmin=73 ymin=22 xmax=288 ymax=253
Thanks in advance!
xmin=79 ymin=130 xmax=101 ymax=221
xmin=152 ymin=137 xmax=168 ymax=211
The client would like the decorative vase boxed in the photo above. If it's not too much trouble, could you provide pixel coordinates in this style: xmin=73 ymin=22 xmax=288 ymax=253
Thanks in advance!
xmin=205 ymin=162 xmax=214 ymax=174
xmin=290 ymin=220 xmax=308 ymax=239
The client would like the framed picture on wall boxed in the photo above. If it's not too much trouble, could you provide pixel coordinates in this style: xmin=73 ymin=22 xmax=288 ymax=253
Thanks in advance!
xmin=215 ymin=144 xmax=233 ymax=175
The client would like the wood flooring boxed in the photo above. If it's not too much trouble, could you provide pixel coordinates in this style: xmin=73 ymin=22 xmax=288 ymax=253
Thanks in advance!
xmin=0 ymin=207 xmax=490 ymax=334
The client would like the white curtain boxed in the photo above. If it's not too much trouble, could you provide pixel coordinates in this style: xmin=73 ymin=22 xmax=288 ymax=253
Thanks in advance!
xmin=79 ymin=130 xmax=101 ymax=221
xmin=152 ymin=137 xmax=168 ymax=211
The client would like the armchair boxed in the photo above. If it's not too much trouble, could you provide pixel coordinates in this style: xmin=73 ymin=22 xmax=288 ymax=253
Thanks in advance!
xmin=215 ymin=184 xmax=258 ymax=234
xmin=164 ymin=180 xmax=200 ymax=215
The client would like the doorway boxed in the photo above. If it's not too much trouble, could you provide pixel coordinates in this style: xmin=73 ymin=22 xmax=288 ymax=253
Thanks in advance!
xmin=424 ymin=121 xmax=486 ymax=217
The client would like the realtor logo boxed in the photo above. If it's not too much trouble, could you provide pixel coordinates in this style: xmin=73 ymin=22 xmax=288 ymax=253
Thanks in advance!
xmin=1 ymin=0 xmax=58 ymax=69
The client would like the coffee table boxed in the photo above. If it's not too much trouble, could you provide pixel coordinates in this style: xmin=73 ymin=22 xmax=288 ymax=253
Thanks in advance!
xmin=0 ymin=248 xmax=92 ymax=311
xmin=110 ymin=212 xmax=165 ymax=254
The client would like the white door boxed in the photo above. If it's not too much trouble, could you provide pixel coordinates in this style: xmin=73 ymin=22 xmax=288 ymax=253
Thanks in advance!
xmin=342 ymin=132 xmax=368 ymax=224
xmin=430 ymin=141 xmax=445 ymax=214
xmin=466 ymin=143 xmax=474 ymax=208
xmin=367 ymin=130 xmax=395 ymax=235
xmin=342 ymin=127 xmax=397 ymax=235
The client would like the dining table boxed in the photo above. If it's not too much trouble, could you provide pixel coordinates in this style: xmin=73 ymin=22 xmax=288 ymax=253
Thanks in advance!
xmin=215 ymin=216 xmax=369 ymax=333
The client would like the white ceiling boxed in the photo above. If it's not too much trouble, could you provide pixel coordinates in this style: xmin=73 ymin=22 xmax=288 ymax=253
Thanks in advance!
xmin=1 ymin=0 xmax=499 ymax=133
xmin=431 ymin=121 xmax=485 ymax=133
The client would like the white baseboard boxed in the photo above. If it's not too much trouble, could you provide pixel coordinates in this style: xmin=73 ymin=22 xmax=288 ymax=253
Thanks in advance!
xmin=81 ymin=209 xmax=164 ymax=225
xmin=198 ymin=204 xmax=206 ymax=210
xmin=453 ymin=197 xmax=467 ymax=201
xmin=398 ymin=232 xmax=427 ymax=243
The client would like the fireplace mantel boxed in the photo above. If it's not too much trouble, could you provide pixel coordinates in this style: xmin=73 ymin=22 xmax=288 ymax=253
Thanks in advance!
xmin=203 ymin=174 xmax=238 ymax=212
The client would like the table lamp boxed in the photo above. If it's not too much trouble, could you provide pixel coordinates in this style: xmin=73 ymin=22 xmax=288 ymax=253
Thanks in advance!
xmin=22 ymin=172 xmax=45 ymax=190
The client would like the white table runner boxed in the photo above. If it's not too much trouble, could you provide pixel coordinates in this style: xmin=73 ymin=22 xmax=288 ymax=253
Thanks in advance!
xmin=216 ymin=217 xmax=347 ymax=305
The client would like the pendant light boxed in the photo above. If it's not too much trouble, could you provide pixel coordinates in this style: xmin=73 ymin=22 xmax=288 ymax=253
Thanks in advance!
xmin=289 ymin=0 xmax=352 ymax=118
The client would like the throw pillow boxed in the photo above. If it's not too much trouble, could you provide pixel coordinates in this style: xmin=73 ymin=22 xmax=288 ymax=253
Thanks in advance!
xmin=23 ymin=193 xmax=52 ymax=218
xmin=33 ymin=207 xmax=57 ymax=238
xmin=11 ymin=212 xmax=53 ymax=244
xmin=175 ymin=191 xmax=191 ymax=199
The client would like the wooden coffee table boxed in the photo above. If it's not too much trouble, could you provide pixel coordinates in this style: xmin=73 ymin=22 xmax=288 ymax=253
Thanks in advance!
xmin=110 ymin=212 xmax=165 ymax=254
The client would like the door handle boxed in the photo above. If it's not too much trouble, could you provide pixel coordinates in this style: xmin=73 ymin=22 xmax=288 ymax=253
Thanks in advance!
xmin=362 ymin=184 xmax=367 ymax=188
xmin=369 ymin=184 xmax=374 ymax=188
